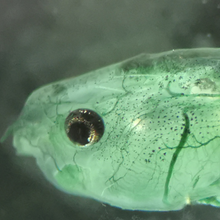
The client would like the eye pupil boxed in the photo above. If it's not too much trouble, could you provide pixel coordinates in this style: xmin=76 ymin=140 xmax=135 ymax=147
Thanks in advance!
xmin=68 ymin=122 xmax=90 ymax=145
xmin=65 ymin=109 xmax=105 ymax=147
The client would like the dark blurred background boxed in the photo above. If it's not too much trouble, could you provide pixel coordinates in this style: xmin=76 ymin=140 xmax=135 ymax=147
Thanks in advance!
xmin=1 ymin=0 xmax=220 ymax=219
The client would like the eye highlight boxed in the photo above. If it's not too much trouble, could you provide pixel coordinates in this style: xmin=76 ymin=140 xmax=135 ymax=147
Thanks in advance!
xmin=65 ymin=109 xmax=104 ymax=147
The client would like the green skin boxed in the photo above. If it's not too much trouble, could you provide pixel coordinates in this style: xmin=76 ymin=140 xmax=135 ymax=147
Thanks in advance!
xmin=2 ymin=48 xmax=220 ymax=211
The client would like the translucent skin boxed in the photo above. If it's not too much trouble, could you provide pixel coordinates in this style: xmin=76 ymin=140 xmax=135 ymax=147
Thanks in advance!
xmin=2 ymin=48 xmax=220 ymax=211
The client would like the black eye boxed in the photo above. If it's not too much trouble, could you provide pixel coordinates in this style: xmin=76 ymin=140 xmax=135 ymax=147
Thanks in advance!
xmin=65 ymin=109 xmax=105 ymax=146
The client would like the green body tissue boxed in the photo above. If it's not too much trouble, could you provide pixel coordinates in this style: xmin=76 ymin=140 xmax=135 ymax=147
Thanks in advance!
xmin=2 ymin=48 xmax=220 ymax=211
